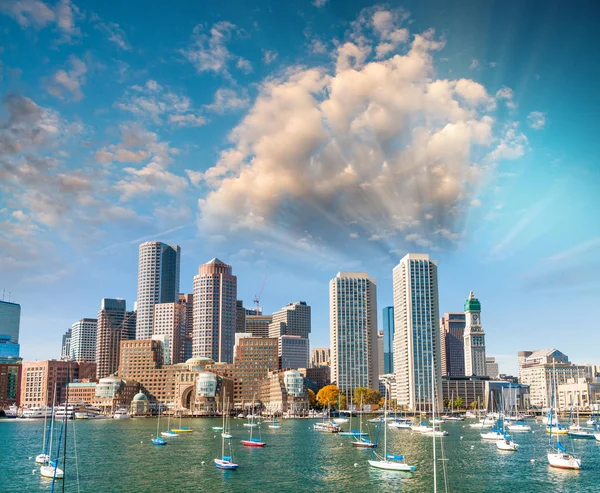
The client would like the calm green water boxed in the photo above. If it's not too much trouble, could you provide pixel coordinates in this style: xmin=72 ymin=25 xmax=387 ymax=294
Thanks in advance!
xmin=1 ymin=417 xmax=599 ymax=492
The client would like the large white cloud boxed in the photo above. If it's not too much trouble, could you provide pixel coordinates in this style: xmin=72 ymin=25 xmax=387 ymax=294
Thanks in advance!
xmin=196 ymin=13 xmax=514 ymax=256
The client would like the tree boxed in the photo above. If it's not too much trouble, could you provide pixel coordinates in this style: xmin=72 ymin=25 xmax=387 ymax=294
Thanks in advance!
xmin=316 ymin=385 xmax=340 ymax=407
xmin=443 ymin=398 xmax=450 ymax=409
xmin=454 ymin=397 xmax=464 ymax=409
xmin=353 ymin=387 xmax=381 ymax=408
xmin=308 ymin=389 xmax=316 ymax=408
xmin=339 ymin=393 xmax=347 ymax=410
xmin=470 ymin=401 xmax=478 ymax=410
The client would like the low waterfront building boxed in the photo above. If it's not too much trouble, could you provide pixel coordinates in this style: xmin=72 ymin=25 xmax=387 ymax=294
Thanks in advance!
xmin=130 ymin=391 xmax=149 ymax=416
xmin=0 ymin=356 xmax=22 ymax=407
xmin=258 ymin=369 xmax=309 ymax=415
xmin=557 ymin=381 xmax=600 ymax=410
xmin=61 ymin=381 xmax=97 ymax=404
xmin=93 ymin=376 xmax=139 ymax=415
xmin=518 ymin=349 xmax=569 ymax=381
xmin=519 ymin=361 xmax=587 ymax=409
xmin=20 ymin=360 xmax=96 ymax=408
xmin=441 ymin=376 xmax=488 ymax=409
xmin=486 ymin=381 xmax=530 ymax=411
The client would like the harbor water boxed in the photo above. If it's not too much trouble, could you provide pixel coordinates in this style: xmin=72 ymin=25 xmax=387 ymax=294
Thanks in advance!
xmin=1 ymin=417 xmax=599 ymax=492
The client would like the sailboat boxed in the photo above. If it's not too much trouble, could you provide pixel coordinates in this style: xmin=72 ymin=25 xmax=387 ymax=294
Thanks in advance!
xmin=567 ymin=395 xmax=594 ymax=439
xmin=215 ymin=397 xmax=238 ymax=470
xmin=171 ymin=408 xmax=194 ymax=433
xmin=268 ymin=417 xmax=280 ymax=429
xmin=480 ymin=396 xmax=503 ymax=441
xmin=352 ymin=396 xmax=374 ymax=448
xmin=40 ymin=387 xmax=64 ymax=479
xmin=161 ymin=409 xmax=179 ymax=438
xmin=241 ymin=395 xmax=266 ymax=447
xmin=221 ymin=394 xmax=233 ymax=439
xmin=35 ymin=387 xmax=54 ymax=464
xmin=496 ymin=394 xmax=518 ymax=451
xmin=151 ymin=406 xmax=167 ymax=445
xmin=547 ymin=365 xmax=580 ymax=470
xmin=368 ymin=384 xmax=416 ymax=471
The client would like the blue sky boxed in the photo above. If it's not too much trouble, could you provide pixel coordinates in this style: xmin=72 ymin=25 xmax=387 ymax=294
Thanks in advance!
xmin=1 ymin=0 xmax=599 ymax=374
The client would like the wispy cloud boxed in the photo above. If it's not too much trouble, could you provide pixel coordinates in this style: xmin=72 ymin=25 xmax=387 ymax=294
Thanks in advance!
xmin=92 ymin=13 xmax=131 ymax=50
xmin=527 ymin=111 xmax=546 ymax=130
xmin=544 ymin=237 xmax=600 ymax=263
xmin=46 ymin=55 xmax=87 ymax=101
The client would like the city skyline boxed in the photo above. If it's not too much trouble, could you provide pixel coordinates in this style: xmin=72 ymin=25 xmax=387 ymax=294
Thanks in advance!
xmin=1 ymin=0 xmax=599 ymax=373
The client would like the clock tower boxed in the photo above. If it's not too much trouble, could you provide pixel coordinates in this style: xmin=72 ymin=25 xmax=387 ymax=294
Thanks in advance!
xmin=463 ymin=291 xmax=487 ymax=377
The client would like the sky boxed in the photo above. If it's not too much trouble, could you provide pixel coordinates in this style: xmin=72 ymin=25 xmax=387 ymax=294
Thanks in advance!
xmin=1 ymin=0 xmax=599 ymax=375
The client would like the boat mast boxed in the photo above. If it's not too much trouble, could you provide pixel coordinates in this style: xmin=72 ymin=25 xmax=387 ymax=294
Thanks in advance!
xmin=431 ymin=341 xmax=437 ymax=493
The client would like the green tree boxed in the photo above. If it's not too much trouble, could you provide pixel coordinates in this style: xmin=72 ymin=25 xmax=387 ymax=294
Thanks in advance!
xmin=443 ymin=398 xmax=450 ymax=409
xmin=316 ymin=385 xmax=340 ymax=407
xmin=454 ymin=397 xmax=464 ymax=409
xmin=470 ymin=401 xmax=478 ymax=410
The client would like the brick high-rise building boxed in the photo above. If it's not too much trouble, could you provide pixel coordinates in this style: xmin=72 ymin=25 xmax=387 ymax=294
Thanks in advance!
xmin=245 ymin=315 xmax=272 ymax=338
xmin=179 ymin=294 xmax=194 ymax=361
xmin=192 ymin=258 xmax=237 ymax=363
xmin=96 ymin=299 xmax=137 ymax=379
xmin=136 ymin=241 xmax=181 ymax=340
xmin=153 ymin=302 xmax=185 ymax=365
xmin=208 ymin=337 xmax=278 ymax=407
xmin=440 ymin=312 xmax=466 ymax=377
xmin=0 ymin=357 xmax=22 ymax=407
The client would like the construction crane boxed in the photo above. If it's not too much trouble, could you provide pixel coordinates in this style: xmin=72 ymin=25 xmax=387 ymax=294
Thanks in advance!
xmin=253 ymin=275 xmax=268 ymax=315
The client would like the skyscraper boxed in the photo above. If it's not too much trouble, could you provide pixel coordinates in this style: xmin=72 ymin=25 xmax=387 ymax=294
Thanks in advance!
xmin=278 ymin=335 xmax=310 ymax=369
xmin=60 ymin=329 xmax=72 ymax=360
xmin=69 ymin=318 xmax=98 ymax=362
xmin=96 ymin=299 xmax=133 ymax=379
xmin=136 ymin=241 xmax=181 ymax=340
xmin=268 ymin=302 xmax=311 ymax=339
xmin=236 ymin=300 xmax=246 ymax=333
xmin=463 ymin=291 xmax=487 ymax=376
xmin=0 ymin=300 xmax=21 ymax=357
xmin=311 ymin=348 xmax=330 ymax=367
xmin=440 ymin=313 xmax=466 ymax=377
xmin=392 ymin=254 xmax=441 ymax=412
xmin=330 ymin=272 xmax=378 ymax=394
xmin=245 ymin=315 xmax=272 ymax=337
xmin=192 ymin=258 xmax=237 ymax=363
xmin=382 ymin=306 xmax=394 ymax=374
xmin=153 ymin=302 xmax=185 ymax=365
xmin=179 ymin=294 xmax=194 ymax=361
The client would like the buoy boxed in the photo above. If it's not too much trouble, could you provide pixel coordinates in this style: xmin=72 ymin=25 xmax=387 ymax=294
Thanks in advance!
xmin=530 ymin=459 xmax=535 ymax=463
xmin=201 ymin=461 xmax=205 ymax=465
xmin=460 ymin=436 xmax=463 ymax=440
xmin=28 ymin=457 xmax=32 ymax=460
xmin=32 ymin=469 xmax=36 ymax=475
xmin=354 ymin=463 xmax=358 ymax=467
xmin=470 ymin=445 xmax=474 ymax=449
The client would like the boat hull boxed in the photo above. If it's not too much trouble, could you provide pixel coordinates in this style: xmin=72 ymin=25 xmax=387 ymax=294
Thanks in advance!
xmin=151 ymin=438 xmax=167 ymax=445
xmin=352 ymin=441 xmax=375 ymax=448
xmin=568 ymin=431 xmax=594 ymax=439
xmin=40 ymin=465 xmax=64 ymax=479
xmin=241 ymin=440 xmax=266 ymax=447
xmin=481 ymin=432 xmax=503 ymax=440
xmin=368 ymin=460 xmax=416 ymax=471
xmin=547 ymin=453 xmax=580 ymax=470
xmin=160 ymin=432 xmax=179 ymax=438
xmin=496 ymin=440 xmax=518 ymax=451
xmin=170 ymin=429 xmax=193 ymax=433
xmin=215 ymin=459 xmax=238 ymax=470
xmin=35 ymin=454 xmax=50 ymax=464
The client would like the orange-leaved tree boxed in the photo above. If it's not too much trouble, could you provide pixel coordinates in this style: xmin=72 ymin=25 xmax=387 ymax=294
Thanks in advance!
xmin=316 ymin=385 xmax=340 ymax=408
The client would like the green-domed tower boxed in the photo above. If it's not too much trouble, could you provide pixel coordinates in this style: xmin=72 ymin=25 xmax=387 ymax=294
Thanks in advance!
xmin=463 ymin=291 xmax=487 ymax=377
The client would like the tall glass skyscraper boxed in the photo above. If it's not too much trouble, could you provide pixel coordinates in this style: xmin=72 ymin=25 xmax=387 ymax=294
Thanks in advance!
xmin=192 ymin=258 xmax=237 ymax=363
xmin=330 ymin=272 xmax=378 ymax=395
xmin=392 ymin=254 xmax=441 ymax=412
xmin=382 ymin=306 xmax=394 ymax=374
xmin=136 ymin=241 xmax=181 ymax=340
xmin=0 ymin=300 xmax=21 ymax=355
xmin=70 ymin=318 xmax=98 ymax=362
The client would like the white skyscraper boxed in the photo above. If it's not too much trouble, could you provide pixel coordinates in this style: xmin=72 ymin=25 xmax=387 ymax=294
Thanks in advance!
xmin=70 ymin=318 xmax=98 ymax=362
xmin=463 ymin=291 xmax=487 ymax=376
xmin=153 ymin=302 xmax=185 ymax=365
xmin=136 ymin=241 xmax=181 ymax=340
xmin=330 ymin=272 xmax=378 ymax=394
xmin=392 ymin=254 xmax=442 ymax=412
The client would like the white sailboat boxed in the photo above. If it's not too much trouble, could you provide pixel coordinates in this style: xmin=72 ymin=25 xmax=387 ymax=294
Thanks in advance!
xmin=495 ymin=394 xmax=518 ymax=451
xmin=221 ymin=393 xmax=233 ymax=438
xmin=35 ymin=390 xmax=52 ymax=464
xmin=161 ymin=409 xmax=179 ymax=438
xmin=215 ymin=397 xmax=238 ymax=470
xmin=547 ymin=364 xmax=580 ymax=470
xmin=40 ymin=387 xmax=64 ymax=479
xmin=368 ymin=383 xmax=416 ymax=472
